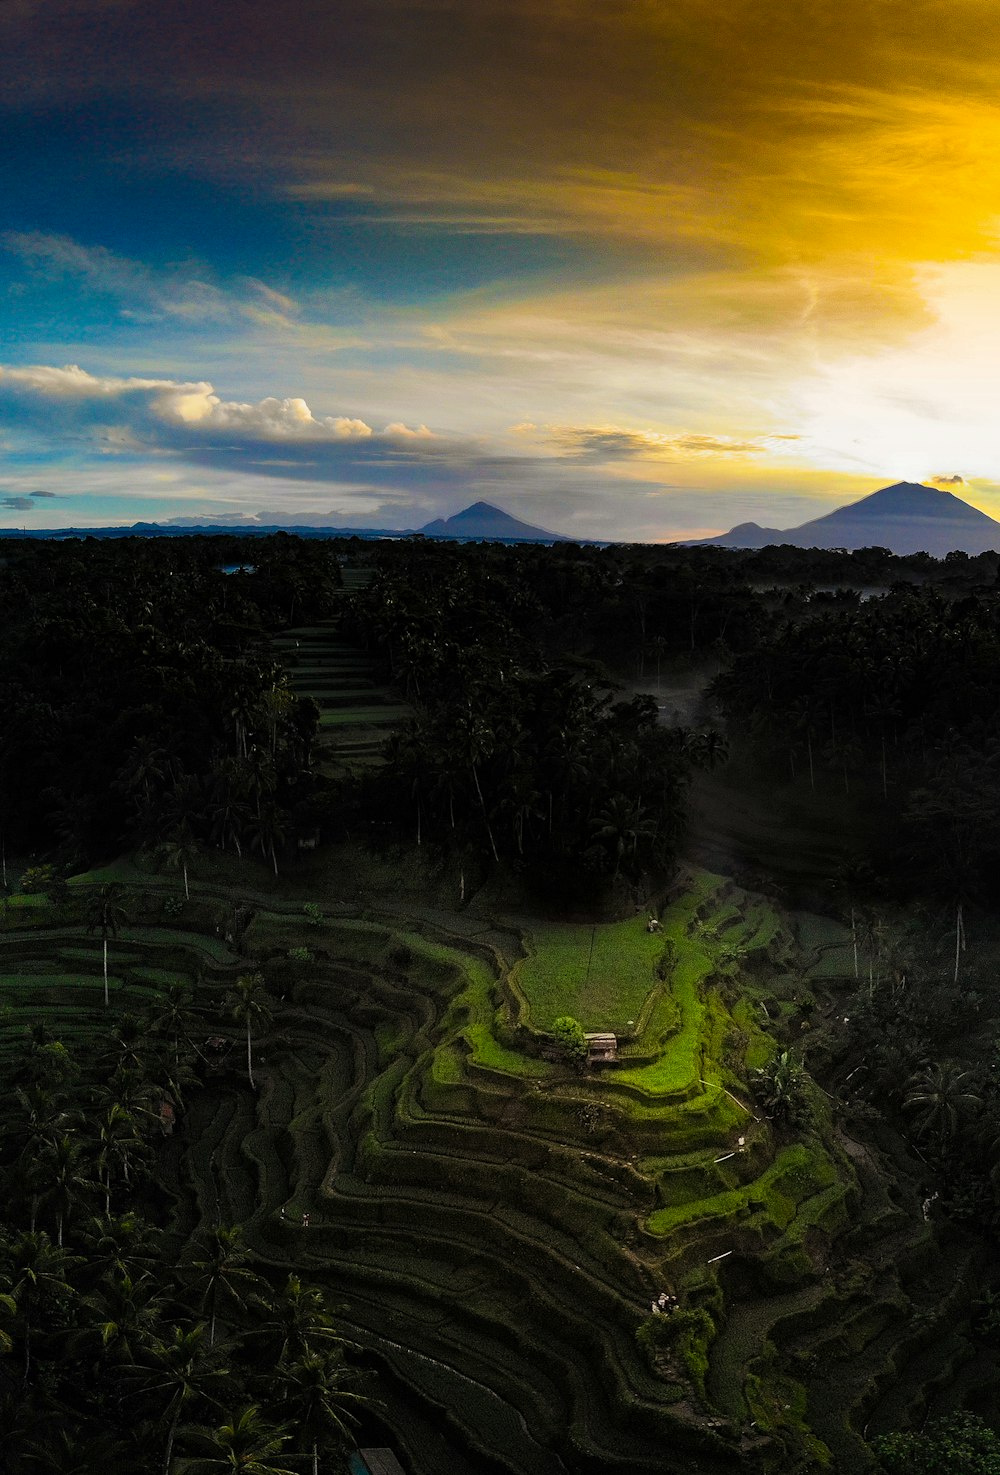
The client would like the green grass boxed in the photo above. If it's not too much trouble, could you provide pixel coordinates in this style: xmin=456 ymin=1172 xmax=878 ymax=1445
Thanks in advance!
xmin=611 ymin=948 xmax=709 ymax=1095
xmin=461 ymin=1024 xmax=551 ymax=1079
xmin=645 ymin=1142 xmax=837 ymax=1237
xmin=512 ymin=914 xmax=668 ymax=1031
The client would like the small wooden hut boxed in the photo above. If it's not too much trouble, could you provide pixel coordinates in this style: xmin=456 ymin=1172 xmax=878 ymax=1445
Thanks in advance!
xmin=584 ymin=1032 xmax=618 ymax=1065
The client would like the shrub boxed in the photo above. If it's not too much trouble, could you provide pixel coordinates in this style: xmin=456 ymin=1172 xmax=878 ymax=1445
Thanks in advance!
xmin=287 ymin=946 xmax=312 ymax=963
xmin=302 ymin=902 xmax=323 ymax=927
xmin=21 ymin=864 xmax=69 ymax=904
xmin=636 ymin=1305 xmax=715 ymax=1394
xmin=872 ymin=1412 xmax=1000 ymax=1473
xmin=550 ymin=1015 xmax=588 ymax=1068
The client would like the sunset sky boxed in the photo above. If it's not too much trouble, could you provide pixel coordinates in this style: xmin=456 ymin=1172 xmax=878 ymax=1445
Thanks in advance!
xmin=4 ymin=0 xmax=1000 ymax=538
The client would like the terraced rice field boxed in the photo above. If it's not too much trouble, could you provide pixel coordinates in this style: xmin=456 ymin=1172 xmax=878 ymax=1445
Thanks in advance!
xmin=0 ymin=869 xmax=972 ymax=1473
xmin=273 ymin=567 xmax=410 ymax=773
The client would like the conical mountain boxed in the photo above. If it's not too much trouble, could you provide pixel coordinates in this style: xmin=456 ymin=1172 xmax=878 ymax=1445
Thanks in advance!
xmin=417 ymin=500 xmax=568 ymax=542
xmin=694 ymin=482 xmax=1000 ymax=556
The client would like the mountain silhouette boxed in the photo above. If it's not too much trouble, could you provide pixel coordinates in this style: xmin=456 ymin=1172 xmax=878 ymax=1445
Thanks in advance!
xmin=692 ymin=482 xmax=1000 ymax=557
xmin=417 ymin=500 xmax=568 ymax=542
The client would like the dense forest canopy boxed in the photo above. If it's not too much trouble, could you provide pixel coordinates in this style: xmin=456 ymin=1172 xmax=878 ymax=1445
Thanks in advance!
xmin=2 ymin=532 xmax=998 ymax=900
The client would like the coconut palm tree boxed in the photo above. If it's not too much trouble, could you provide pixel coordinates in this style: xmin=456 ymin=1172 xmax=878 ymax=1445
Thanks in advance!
xmin=93 ymin=1103 xmax=150 ymax=1213
xmin=245 ymin=802 xmax=285 ymax=878
xmin=159 ymin=826 xmax=200 ymax=902
xmin=147 ymin=984 xmax=198 ymax=1069
xmin=185 ymin=1406 xmax=297 ymax=1475
xmin=229 ymin=974 xmax=271 ymax=1091
xmin=904 ymin=1061 xmax=982 ymax=1153
xmin=78 ymin=1269 xmax=164 ymax=1368
xmin=6 ymin=1229 xmax=78 ymax=1383
xmin=80 ymin=1209 xmax=162 ymax=1281
xmin=86 ymin=883 xmax=128 ymax=1008
xmin=250 ymin=1274 xmax=344 ymax=1368
xmin=19 ymin=1427 xmax=132 ymax=1475
xmin=124 ymin=1322 xmax=227 ymax=1475
xmin=38 ymin=1131 xmax=97 ymax=1246
xmin=183 ymin=1225 xmax=268 ymax=1349
xmin=278 ymin=1349 xmax=365 ymax=1475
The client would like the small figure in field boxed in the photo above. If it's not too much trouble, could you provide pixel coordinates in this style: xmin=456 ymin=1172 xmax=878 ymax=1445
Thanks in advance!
xmin=646 ymin=916 xmax=662 ymax=934
xmin=302 ymin=1211 xmax=310 ymax=1228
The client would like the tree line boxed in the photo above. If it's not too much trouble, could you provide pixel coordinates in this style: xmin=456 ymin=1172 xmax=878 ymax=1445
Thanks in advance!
xmin=0 ymin=535 xmax=341 ymax=868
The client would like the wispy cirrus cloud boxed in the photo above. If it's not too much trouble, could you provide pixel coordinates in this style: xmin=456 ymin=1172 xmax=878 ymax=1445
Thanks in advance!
xmin=2 ymin=232 xmax=302 ymax=329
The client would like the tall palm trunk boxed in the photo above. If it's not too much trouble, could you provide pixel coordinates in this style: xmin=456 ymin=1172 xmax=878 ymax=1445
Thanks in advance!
xmin=880 ymin=733 xmax=888 ymax=799
xmin=471 ymin=763 xmax=499 ymax=863
xmin=163 ymin=1405 xmax=181 ymax=1475
xmin=246 ymin=1017 xmax=255 ymax=1090
xmin=103 ymin=937 xmax=109 ymax=1008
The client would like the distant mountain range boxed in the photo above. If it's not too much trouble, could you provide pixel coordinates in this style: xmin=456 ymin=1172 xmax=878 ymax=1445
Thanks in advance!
xmin=0 ymin=500 xmax=574 ymax=545
xmin=4 ymin=484 xmax=999 ymax=555
xmin=691 ymin=481 xmax=1000 ymax=557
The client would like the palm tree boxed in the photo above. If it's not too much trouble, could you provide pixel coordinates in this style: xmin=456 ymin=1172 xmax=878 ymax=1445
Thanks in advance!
xmin=452 ymin=704 xmax=500 ymax=864
xmin=19 ymin=1427 xmax=132 ymax=1475
xmin=93 ymin=1103 xmax=150 ymax=1212
xmin=186 ymin=1406 xmax=297 ymax=1475
xmin=117 ymin=737 xmax=169 ymax=814
xmin=86 ymin=883 xmax=128 ymax=1008
xmin=79 ymin=1269 xmax=164 ymax=1367
xmin=148 ymin=983 xmax=198 ymax=1069
xmin=183 ymin=1225 xmax=268 ymax=1349
xmin=252 ymin=1274 xmax=344 ymax=1368
xmin=159 ymin=826 xmax=200 ymax=901
xmin=102 ymin=1011 xmax=148 ymax=1075
xmin=590 ymin=795 xmax=655 ymax=881
xmin=684 ymin=729 xmax=730 ymax=771
xmin=278 ymin=1349 xmax=365 ymax=1475
xmin=229 ymin=974 xmax=271 ymax=1091
xmin=38 ymin=1131 xmax=97 ymax=1246
xmin=208 ymin=759 xmax=251 ymax=858
xmin=7 ymin=1229 xmax=77 ymax=1383
xmin=80 ymin=1209 xmax=162 ymax=1281
xmin=245 ymin=802 xmax=285 ymax=877
xmin=904 ymin=1061 xmax=982 ymax=1152
xmin=124 ymin=1322 xmax=226 ymax=1475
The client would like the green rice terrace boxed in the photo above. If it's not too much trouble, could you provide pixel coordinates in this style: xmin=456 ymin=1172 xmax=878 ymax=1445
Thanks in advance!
xmin=273 ymin=568 xmax=410 ymax=776
xmin=0 ymin=858 xmax=982 ymax=1473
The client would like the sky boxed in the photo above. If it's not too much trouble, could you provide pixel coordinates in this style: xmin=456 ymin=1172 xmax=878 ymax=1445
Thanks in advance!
xmin=4 ymin=0 xmax=1000 ymax=540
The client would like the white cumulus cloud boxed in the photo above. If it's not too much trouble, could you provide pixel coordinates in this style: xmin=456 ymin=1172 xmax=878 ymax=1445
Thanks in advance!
xmin=0 ymin=363 xmax=432 ymax=444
